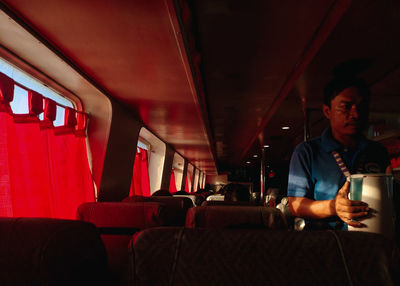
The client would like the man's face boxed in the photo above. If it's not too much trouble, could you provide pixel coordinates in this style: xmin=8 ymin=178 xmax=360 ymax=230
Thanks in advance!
xmin=322 ymin=87 xmax=369 ymax=137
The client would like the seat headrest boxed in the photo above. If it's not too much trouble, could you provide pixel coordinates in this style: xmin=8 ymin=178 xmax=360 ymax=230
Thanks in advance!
xmin=201 ymin=200 xmax=256 ymax=206
xmin=0 ymin=217 xmax=108 ymax=285
xmin=123 ymin=195 xmax=194 ymax=209
xmin=130 ymin=227 xmax=400 ymax=286
xmin=172 ymin=194 xmax=197 ymax=206
xmin=122 ymin=196 xmax=193 ymax=226
xmin=185 ymin=206 xmax=287 ymax=229
xmin=151 ymin=189 xmax=172 ymax=196
xmin=76 ymin=202 xmax=167 ymax=228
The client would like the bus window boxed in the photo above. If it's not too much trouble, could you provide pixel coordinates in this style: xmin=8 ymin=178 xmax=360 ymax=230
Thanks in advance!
xmin=137 ymin=128 xmax=166 ymax=194
xmin=169 ymin=168 xmax=177 ymax=193
xmin=10 ymin=85 xmax=29 ymax=114
xmin=172 ymin=152 xmax=184 ymax=191
xmin=0 ymin=60 xmax=94 ymax=219
xmin=200 ymin=172 xmax=206 ymax=189
xmin=193 ymin=168 xmax=199 ymax=193
xmin=185 ymin=164 xmax=194 ymax=193
xmin=129 ymin=144 xmax=151 ymax=197
xmin=0 ymin=58 xmax=73 ymax=109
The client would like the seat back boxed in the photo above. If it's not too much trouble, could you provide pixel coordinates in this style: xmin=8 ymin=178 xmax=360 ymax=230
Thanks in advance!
xmin=151 ymin=189 xmax=172 ymax=196
xmin=0 ymin=217 xmax=108 ymax=286
xmin=185 ymin=206 xmax=287 ymax=229
xmin=172 ymin=194 xmax=197 ymax=206
xmin=205 ymin=194 xmax=225 ymax=201
xmin=201 ymin=200 xmax=257 ymax=206
xmin=130 ymin=228 xmax=400 ymax=286
xmin=122 ymin=196 xmax=193 ymax=226
xmin=76 ymin=202 xmax=167 ymax=285
xmin=192 ymin=191 xmax=212 ymax=205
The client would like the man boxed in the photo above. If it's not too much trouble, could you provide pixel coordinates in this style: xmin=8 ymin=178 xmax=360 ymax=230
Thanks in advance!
xmin=287 ymin=77 xmax=391 ymax=230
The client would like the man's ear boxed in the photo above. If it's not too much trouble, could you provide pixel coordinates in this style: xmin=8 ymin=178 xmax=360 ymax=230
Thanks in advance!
xmin=322 ymin=104 xmax=331 ymax=119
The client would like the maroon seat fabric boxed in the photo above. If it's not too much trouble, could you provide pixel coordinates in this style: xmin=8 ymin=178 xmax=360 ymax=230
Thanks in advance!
xmin=129 ymin=227 xmax=400 ymax=286
xmin=122 ymin=196 xmax=193 ymax=226
xmin=201 ymin=200 xmax=257 ymax=206
xmin=77 ymin=202 xmax=167 ymax=229
xmin=0 ymin=217 xmax=108 ymax=286
xmin=151 ymin=189 xmax=172 ymax=196
xmin=185 ymin=206 xmax=287 ymax=229
xmin=76 ymin=202 xmax=168 ymax=285
xmin=191 ymin=192 xmax=212 ymax=206
xmin=172 ymin=194 xmax=197 ymax=206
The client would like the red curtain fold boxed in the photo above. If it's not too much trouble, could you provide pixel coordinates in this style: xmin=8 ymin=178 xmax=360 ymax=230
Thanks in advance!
xmin=41 ymin=129 xmax=95 ymax=218
xmin=28 ymin=90 xmax=44 ymax=115
xmin=75 ymin=112 xmax=87 ymax=137
xmin=129 ymin=147 xmax=151 ymax=197
xmin=169 ymin=169 xmax=177 ymax=193
xmin=44 ymin=98 xmax=57 ymax=121
xmin=40 ymin=98 xmax=57 ymax=129
xmin=7 ymin=114 xmax=54 ymax=217
xmin=0 ymin=73 xmax=94 ymax=219
xmin=184 ymin=173 xmax=191 ymax=192
xmin=0 ymin=73 xmax=14 ymax=113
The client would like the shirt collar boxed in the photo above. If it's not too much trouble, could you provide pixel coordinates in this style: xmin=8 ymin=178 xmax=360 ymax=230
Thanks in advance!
xmin=321 ymin=128 xmax=341 ymax=152
xmin=320 ymin=128 xmax=368 ymax=153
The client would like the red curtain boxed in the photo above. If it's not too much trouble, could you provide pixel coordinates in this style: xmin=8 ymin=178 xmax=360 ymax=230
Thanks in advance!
xmin=129 ymin=147 xmax=150 ymax=197
xmin=0 ymin=72 xmax=94 ymax=219
xmin=169 ymin=169 xmax=177 ymax=193
xmin=184 ymin=173 xmax=192 ymax=192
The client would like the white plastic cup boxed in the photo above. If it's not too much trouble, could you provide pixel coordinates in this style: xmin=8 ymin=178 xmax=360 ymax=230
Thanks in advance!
xmin=348 ymin=174 xmax=395 ymax=240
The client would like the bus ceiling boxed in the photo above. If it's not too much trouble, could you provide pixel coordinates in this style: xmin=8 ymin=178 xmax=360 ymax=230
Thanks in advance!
xmin=0 ymin=0 xmax=399 ymax=174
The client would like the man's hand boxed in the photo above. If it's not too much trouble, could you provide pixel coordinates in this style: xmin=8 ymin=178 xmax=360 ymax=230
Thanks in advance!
xmin=334 ymin=181 xmax=369 ymax=227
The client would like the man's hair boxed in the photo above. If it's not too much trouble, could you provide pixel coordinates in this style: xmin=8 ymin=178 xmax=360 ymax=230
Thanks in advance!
xmin=323 ymin=77 xmax=370 ymax=106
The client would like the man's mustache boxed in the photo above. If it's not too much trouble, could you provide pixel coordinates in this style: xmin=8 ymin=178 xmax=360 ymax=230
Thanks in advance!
xmin=345 ymin=121 xmax=360 ymax=126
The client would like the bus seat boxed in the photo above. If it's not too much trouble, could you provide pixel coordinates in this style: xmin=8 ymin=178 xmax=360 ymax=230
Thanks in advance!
xmin=185 ymin=206 xmax=288 ymax=229
xmin=192 ymin=191 xmax=212 ymax=205
xmin=122 ymin=195 xmax=194 ymax=226
xmin=173 ymin=194 xmax=197 ymax=206
xmin=76 ymin=202 xmax=168 ymax=285
xmin=205 ymin=194 xmax=225 ymax=201
xmin=201 ymin=200 xmax=257 ymax=206
xmin=151 ymin=189 xmax=172 ymax=196
xmin=0 ymin=217 xmax=108 ymax=286
xmin=129 ymin=227 xmax=400 ymax=286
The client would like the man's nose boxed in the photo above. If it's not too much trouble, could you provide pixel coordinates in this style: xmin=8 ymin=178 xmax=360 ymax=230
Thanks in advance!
xmin=349 ymin=105 xmax=359 ymax=119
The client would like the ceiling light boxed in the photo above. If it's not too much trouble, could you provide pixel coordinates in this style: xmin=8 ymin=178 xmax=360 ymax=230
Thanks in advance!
xmin=282 ymin=126 xmax=290 ymax=130
xmin=263 ymin=144 xmax=270 ymax=148
xmin=253 ymin=155 xmax=258 ymax=158
xmin=246 ymin=161 xmax=251 ymax=164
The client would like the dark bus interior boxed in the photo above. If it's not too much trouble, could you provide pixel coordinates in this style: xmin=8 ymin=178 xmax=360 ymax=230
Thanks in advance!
xmin=0 ymin=0 xmax=399 ymax=285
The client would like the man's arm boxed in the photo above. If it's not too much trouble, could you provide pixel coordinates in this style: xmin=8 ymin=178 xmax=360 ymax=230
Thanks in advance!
xmin=289 ymin=181 xmax=369 ymax=227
